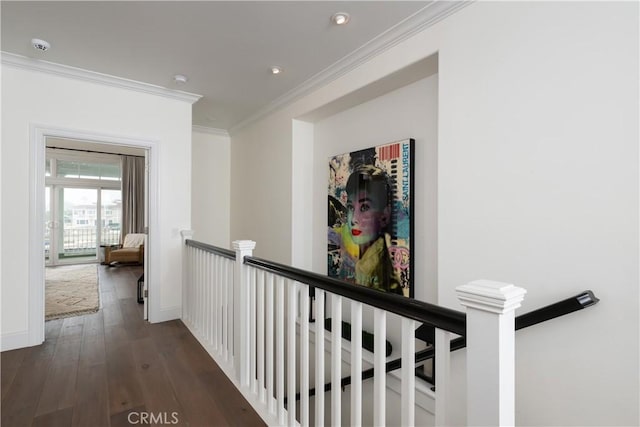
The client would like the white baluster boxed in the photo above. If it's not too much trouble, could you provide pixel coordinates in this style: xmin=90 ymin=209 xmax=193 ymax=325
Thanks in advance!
xmin=266 ymin=273 xmax=275 ymax=414
xmin=221 ymin=255 xmax=227 ymax=355
xmin=211 ymin=256 xmax=224 ymax=354
xmin=351 ymin=301 xmax=363 ymax=427
xmin=205 ymin=252 xmax=212 ymax=346
xmin=435 ymin=329 xmax=451 ymax=427
xmin=257 ymin=270 xmax=266 ymax=403
xmin=401 ymin=318 xmax=415 ymax=427
xmin=224 ymin=257 xmax=231 ymax=360
xmin=314 ymin=289 xmax=325 ymax=427
xmin=287 ymin=281 xmax=298 ymax=426
xmin=373 ymin=309 xmax=386 ymax=427
xmin=331 ymin=294 xmax=342 ymax=427
xmin=196 ymin=249 xmax=204 ymax=334
xmin=300 ymin=285 xmax=310 ymax=427
xmin=276 ymin=277 xmax=285 ymax=424
xmin=250 ymin=267 xmax=257 ymax=393
xmin=201 ymin=250 xmax=205 ymax=332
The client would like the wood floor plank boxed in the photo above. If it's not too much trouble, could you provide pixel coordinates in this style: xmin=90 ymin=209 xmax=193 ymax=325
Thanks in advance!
xmin=130 ymin=337 xmax=185 ymax=419
xmin=102 ymin=300 xmax=125 ymax=327
xmin=45 ymin=319 xmax=64 ymax=340
xmin=51 ymin=337 xmax=82 ymax=365
xmin=1 ymin=348 xmax=53 ymax=427
xmin=34 ymin=362 xmax=79 ymax=416
xmin=59 ymin=316 xmax=84 ymax=341
xmin=105 ymin=342 xmax=146 ymax=415
xmin=79 ymin=333 xmax=107 ymax=368
xmin=1 ymin=347 xmax=29 ymax=400
xmin=197 ymin=369 xmax=267 ymax=427
xmin=32 ymin=407 xmax=73 ymax=427
xmin=71 ymin=363 xmax=110 ymax=427
xmin=160 ymin=343 xmax=229 ymax=426
xmin=81 ymin=310 xmax=105 ymax=338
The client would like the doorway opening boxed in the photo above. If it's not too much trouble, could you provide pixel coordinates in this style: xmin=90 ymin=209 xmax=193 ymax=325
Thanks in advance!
xmin=29 ymin=125 xmax=158 ymax=347
xmin=44 ymin=138 xmax=148 ymax=322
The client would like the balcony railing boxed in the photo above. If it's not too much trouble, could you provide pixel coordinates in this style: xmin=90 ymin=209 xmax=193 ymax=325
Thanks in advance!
xmin=44 ymin=227 xmax=121 ymax=257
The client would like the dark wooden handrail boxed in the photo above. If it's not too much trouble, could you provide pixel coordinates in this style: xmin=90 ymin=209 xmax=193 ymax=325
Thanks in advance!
xmin=244 ymin=255 xmax=466 ymax=336
xmin=185 ymin=239 xmax=235 ymax=260
xmin=183 ymin=239 xmax=465 ymax=335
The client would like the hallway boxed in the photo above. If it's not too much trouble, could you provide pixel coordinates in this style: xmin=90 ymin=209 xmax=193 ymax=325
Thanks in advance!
xmin=1 ymin=264 xmax=265 ymax=427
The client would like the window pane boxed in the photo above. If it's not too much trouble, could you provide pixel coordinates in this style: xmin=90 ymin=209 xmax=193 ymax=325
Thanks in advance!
xmin=101 ymin=189 xmax=121 ymax=245
xmin=57 ymin=160 xmax=78 ymax=178
xmin=78 ymin=162 xmax=100 ymax=179
xmin=101 ymin=163 xmax=121 ymax=180
xmin=55 ymin=159 xmax=121 ymax=181
xmin=45 ymin=159 xmax=51 ymax=177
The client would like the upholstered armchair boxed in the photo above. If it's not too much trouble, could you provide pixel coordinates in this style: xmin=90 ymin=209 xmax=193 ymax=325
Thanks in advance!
xmin=105 ymin=233 xmax=145 ymax=265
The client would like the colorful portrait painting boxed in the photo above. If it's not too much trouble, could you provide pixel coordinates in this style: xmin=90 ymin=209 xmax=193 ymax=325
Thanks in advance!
xmin=328 ymin=139 xmax=414 ymax=298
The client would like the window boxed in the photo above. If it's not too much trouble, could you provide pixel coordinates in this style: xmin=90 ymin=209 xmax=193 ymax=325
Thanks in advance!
xmin=55 ymin=159 xmax=121 ymax=181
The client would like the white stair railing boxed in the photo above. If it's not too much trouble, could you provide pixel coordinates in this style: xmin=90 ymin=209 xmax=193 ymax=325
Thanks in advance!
xmin=182 ymin=236 xmax=526 ymax=427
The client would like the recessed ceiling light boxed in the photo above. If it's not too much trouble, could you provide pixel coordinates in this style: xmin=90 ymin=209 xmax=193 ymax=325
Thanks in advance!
xmin=173 ymin=74 xmax=188 ymax=85
xmin=31 ymin=38 xmax=50 ymax=52
xmin=331 ymin=12 xmax=350 ymax=25
xmin=270 ymin=66 xmax=283 ymax=75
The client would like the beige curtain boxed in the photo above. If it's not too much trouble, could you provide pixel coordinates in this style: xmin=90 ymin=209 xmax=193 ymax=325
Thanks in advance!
xmin=121 ymin=156 xmax=145 ymax=240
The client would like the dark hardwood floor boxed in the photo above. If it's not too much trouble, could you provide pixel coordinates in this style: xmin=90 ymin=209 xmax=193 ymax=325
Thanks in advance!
xmin=1 ymin=264 xmax=265 ymax=427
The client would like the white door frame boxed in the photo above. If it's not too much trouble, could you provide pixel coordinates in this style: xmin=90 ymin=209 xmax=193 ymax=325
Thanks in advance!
xmin=29 ymin=124 xmax=159 ymax=345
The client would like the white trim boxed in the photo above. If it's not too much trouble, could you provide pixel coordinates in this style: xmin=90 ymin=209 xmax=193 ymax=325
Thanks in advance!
xmin=457 ymin=280 xmax=527 ymax=314
xmin=153 ymin=306 xmax=182 ymax=323
xmin=2 ymin=52 xmax=202 ymax=104
xmin=192 ymin=125 xmax=230 ymax=137
xmin=229 ymin=1 xmax=470 ymax=134
xmin=29 ymin=124 xmax=161 ymax=346
xmin=0 ymin=330 xmax=31 ymax=352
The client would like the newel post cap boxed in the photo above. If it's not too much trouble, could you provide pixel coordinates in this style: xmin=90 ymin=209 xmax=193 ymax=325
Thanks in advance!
xmin=232 ymin=240 xmax=256 ymax=251
xmin=456 ymin=280 xmax=527 ymax=314
xmin=180 ymin=229 xmax=194 ymax=239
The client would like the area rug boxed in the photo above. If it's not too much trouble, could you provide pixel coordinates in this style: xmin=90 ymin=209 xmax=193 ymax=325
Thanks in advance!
xmin=45 ymin=264 xmax=99 ymax=320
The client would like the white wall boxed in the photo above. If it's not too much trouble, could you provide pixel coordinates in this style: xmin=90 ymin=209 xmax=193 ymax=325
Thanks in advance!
xmin=228 ymin=2 xmax=639 ymax=426
xmin=192 ymin=130 xmax=231 ymax=248
xmin=1 ymin=65 xmax=193 ymax=348
xmin=230 ymin=112 xmax=294 ymax=262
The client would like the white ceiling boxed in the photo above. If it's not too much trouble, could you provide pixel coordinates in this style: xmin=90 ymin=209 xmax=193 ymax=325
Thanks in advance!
xmin=0 ymin=1 xmax=454 ymax=131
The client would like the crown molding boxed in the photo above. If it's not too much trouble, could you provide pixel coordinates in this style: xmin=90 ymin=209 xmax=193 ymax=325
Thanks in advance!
xmin=229 ymin=0 xmax=471 ymax=134
xmin=1 ymin=52 xmax=202 ymax=104
xmin=192 ymin=125 xmax=230 ymax=137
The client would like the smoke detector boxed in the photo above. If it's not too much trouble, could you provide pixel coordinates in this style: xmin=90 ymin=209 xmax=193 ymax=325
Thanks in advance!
xmin=31 ymin=38 xmax=51 ymax=52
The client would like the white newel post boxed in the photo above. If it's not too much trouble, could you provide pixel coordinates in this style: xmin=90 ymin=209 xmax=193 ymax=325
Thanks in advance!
xmin=232 ymin=240 xmax=256 ymax=388
xmin=180 ymin=230 xmax=194 ymax=320
xmin=456 ymin=280 xmax=526 ymax=427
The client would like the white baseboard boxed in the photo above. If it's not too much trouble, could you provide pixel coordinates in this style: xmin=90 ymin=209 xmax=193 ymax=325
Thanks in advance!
xmin=1 ymin=330 xmax=31 ymax=351
xmin=150 ymin=306 xmax=181 ymax=323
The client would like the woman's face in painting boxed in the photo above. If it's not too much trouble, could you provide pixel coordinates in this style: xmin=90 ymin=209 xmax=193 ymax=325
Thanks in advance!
xmin=346 ymin=189 xmax=390 ymax=246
